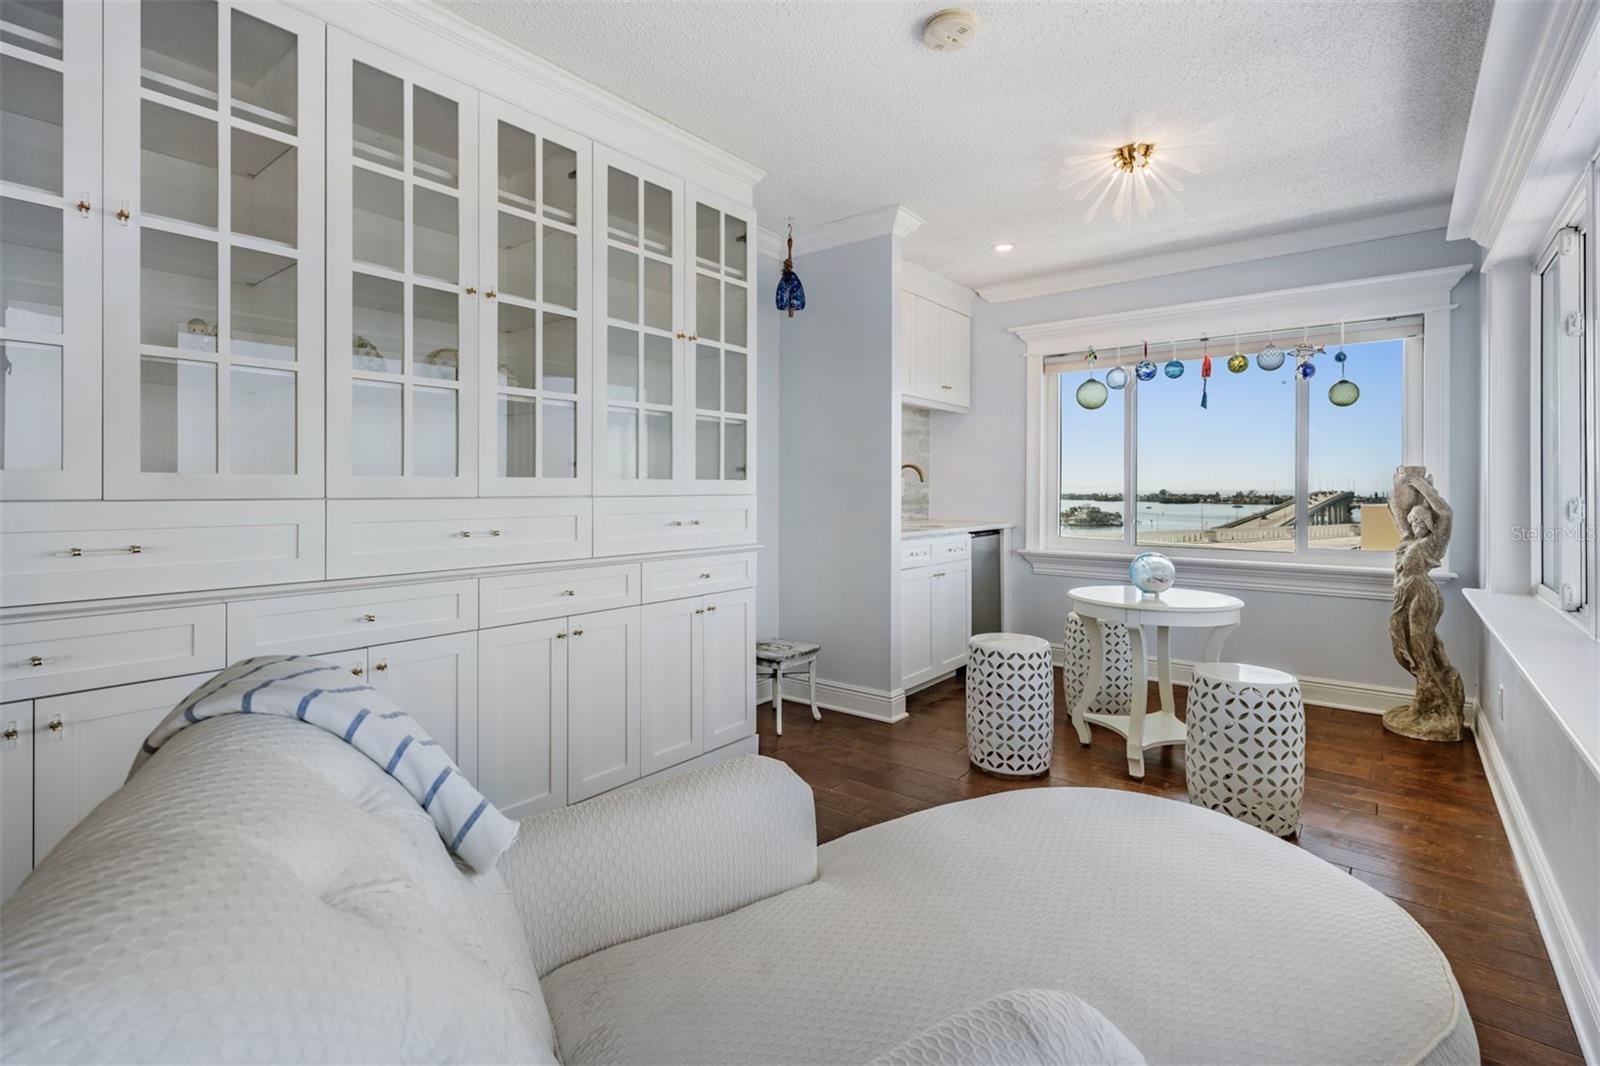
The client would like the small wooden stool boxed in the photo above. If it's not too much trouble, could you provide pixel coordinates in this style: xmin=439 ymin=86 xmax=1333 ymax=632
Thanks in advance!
xmin=756 ymin=639 xmax=821 ymax=736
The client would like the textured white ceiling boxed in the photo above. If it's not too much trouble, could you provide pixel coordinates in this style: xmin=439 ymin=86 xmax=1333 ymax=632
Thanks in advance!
xmin=444 ymin=1 xmax=1492 ymax=290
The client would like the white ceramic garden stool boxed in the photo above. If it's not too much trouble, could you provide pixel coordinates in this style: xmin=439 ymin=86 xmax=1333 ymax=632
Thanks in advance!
xmin=1064 ymin=611 xmax=1134 ymax=715
xmin=1185 ymin=662 xmax=1306 ymax=837
xmin=756 ymin=639 xmax=822 ymax=737
xmin=965 ymin=633 xmax=1055 ymax=778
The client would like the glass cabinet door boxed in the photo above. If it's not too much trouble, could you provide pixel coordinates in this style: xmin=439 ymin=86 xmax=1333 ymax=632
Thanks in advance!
xmin=478 ymin=98 xmax=589 ymax=495
xmin=592 ymin=146 xmax=682 ymax=493
xmin=686 ymin=189 xmax=755 ymax=491
xmin=0 ymin=0 xmax=100 ymax=500
xmin=102 ymin=0 xmax=324 ymax=499
xmin=327 ymin=31 xmax=477 ymax=497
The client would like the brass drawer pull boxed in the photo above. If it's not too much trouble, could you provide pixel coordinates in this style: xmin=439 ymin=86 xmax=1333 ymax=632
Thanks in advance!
xmin=2 ymin=725 xmax=17 ymax=742
xmin=350 ymin=665 xmax=365 ymax=677
xmin=694 ymin=607 xmax=705 ymax=615
xmin=571 ymin=628 xmax=583 ymax=637
xmin=128 ymin=544 xmax=142 ymax=554
xmin=47 ymin=717 xmax=64 ymax=734
xmin=68 ymin=547 xmax=83 ymax=557
xmin=690 ymin=520 xmax=702 ymax=526
xmin=560 ymin=589 xmax=576 ymax=597
xmin=362 ymin=613 xmax=377 ymax=623
xmin=668 ymin=520 xmax=685 ymax=527
xmin=374 ymin=661 xmax=388 ymax=672
xmin=940 ymin=384 xmax=953 ymax=390
xmin=458 ymin=529 xmax=503 ymax=538
xmin=699 ymin=573 xmax=713 ymax=579
xmin=555 ymin=631 xmax=567 ymax=640
xmin=705 ymin=605 xmax=717 ymax=612
xmin=27 ymin=656 xmax=45 ymax=668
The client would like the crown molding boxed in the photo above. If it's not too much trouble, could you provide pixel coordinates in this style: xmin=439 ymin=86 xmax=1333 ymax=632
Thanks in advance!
xmin=1448 ymin=0 xmax=1599 ymax=251
xmin=976 ymin=203 xmax=1452 ymax=305
xmin=756 ymin=226 xmax=787 ymax=261
xmin=1009 ymin=264 xmax=1473 ymax=356
xmin=902 ymin=260 xmax=976 ymax=315
xmin=793 ymin=205 xmax=927 ymax=257
xmin=292 ymin=0 xmax=765 ymax=195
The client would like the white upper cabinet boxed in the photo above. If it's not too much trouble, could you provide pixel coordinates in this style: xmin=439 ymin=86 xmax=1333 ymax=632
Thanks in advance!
xmin=592 ymin=146 xmax=684 ymax=495
xmin=327 ymin=30 xmax=477 ymax=497
xmin=0 ymin=0 xmax=102 ymax=501
xmin=901 ymin=288 xmax=971 ymax=413
xmin=686 ymin=188 xmax=755 ymax=492
xmin=477 ymin=97 xmax=591 ymax=496
xmin=102 ymin=0 xmax=324 ymax=499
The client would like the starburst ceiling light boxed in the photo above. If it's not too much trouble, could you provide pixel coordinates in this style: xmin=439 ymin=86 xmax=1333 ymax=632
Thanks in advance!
xmin=1062 ymin=139 xmax=1199 ymax=224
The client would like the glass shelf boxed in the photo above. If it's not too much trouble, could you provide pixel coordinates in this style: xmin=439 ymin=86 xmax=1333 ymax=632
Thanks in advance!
xmin=140 ymin=0 xmax=218 ymax=111
xmin=230 ymin=9 xmax=296 ymax=136
xmin=0 ymin=340 xmax=63 ymax=471
xmin=230 ymin=248 xmax=295 ymax=361
xmin=231 ymin=128 xmax=297 ymax=245
xmin=0 ymin=2 xmax=65 ymax=62
xmin=139 ymin=355 xmax=217 ymax=473
xmin=140 ymin=228 xmax=218 ymax=351
xmin=140 ymin=100 xmax=218 ymax=229
xmin=0 ymin=196 xmax=64 ymax=332
xmin=0 ymin=54 xmax=64 ymax=194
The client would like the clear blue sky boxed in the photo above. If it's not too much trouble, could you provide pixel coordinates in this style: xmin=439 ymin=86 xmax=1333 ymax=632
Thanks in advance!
xmin=1060 ymin=339 xmax=1403 ymax=496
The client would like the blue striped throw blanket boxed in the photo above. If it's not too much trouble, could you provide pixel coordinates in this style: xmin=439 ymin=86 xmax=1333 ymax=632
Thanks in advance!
xmin=132 ymin=655 xmax=517 ymax=872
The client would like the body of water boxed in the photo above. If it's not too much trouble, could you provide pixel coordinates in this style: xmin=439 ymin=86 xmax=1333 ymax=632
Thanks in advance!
xmin=1061 ymin=498 xmax=1278 ymax=532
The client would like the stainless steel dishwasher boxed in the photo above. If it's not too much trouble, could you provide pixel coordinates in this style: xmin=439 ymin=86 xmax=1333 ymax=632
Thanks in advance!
xmin=969 ymin=530 xmax=1002 ymax=635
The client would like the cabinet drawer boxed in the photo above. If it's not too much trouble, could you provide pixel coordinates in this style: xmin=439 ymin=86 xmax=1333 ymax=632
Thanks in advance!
xmin=900 ymin=540 xmax=934 ymax=569
xmin=642 ymin=552 xmax=756 ymax=603
xmin=932 ymin=535 xmax=970 ymax=562
xmin=327 ymin=499 xmax=592 ymax=579
xmin=592 ymin=496 xmax=756 ymax=557
xmin=1 ymin=502 xmax=325 ymax=607
xmin=227 ymin=580 xmax=478 ymax=660
xmin=1 ymin=606 xmax=226 ymax=701
xmin=480 ymin=564 xmax=640 ymax=628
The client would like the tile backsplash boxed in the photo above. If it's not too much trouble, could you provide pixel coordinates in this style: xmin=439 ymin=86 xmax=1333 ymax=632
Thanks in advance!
xmin=902 ymin=405 xmax=930 ymax=521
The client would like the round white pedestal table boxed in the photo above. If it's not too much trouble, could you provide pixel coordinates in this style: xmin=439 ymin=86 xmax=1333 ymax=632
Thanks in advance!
xmin=1066 ymin=585 xmax=1244 ymax=778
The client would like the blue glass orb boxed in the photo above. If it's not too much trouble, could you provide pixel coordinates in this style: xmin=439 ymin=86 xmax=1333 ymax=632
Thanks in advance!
xmin=1105 ymin=366 xmax=1128 ymax=390
xmin=1134 ymin=360 xmax=1158 ymax=381
xmin=1128 ymin=551 xmax=1176 ymax=598
xmin=1328 ymin=379 xmax=1360 ymax=407
xmin=1334 ymin=349 xmax=1347 ymax=363
xmin=1297 ymin=361 xmax=1317 ymax=379
xmin=1163 ymin=359 xmax=1185 ymax=379
xmin=1256 ymin=348 xmax=1286 ymax=371
xmin=1075 ymin=377 xmax=1109 ymax=410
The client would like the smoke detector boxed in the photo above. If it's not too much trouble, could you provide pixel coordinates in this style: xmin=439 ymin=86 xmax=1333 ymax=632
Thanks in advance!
xmin=923 ymin=9 xmax=978 ymax=51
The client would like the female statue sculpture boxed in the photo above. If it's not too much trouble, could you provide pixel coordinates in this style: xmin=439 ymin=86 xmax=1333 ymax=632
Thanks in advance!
xmin=1384 ymin=466 xmax=1465 ymax=741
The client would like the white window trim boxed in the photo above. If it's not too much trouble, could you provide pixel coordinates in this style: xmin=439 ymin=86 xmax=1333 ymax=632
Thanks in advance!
xmin=1014 ymin=265 xmax=1472 ymax=598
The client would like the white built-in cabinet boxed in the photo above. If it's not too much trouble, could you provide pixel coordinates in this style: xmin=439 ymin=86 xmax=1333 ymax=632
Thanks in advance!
xmin=0 ymin=0 xmax=762 ymax=903
xmin=900 ymin=536 xmax=972 ymax=689
xmin=901 ymin=289 xmax=970 ymax=412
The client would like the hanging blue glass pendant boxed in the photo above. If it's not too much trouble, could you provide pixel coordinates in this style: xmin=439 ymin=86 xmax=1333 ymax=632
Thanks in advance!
xmin=774 ymin=225 xmax=805 ymax=318
xmin=1164 ymin=359 xmax=1184 ymax=379
xmin=1328 ymin=350 xmax=1358 ymax=405
xmin=1105 ymin=366 xmax=1128 ymax=390
xmin=1297 ymin=360 xmax=1316 ymax=379
xmin=1135 ymin=360 xmax=1157 ymax=381
xmin=1256 ymin=347 xmax=1286 ymax=371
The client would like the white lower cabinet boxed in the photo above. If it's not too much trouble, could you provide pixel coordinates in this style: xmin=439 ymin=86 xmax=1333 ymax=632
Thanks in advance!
xmin=368 ymin=633 xmax=478 ymax=780
xmin=478 ymin=620 xmax=568 ymax=820
xmin=640 ymin=598 xmax=700 ymax=775
xmin=1 ymin=701 xmax=34 ymax=902
xmin=702 ymin=588 xmax=757 ymax=749
xmin=901 ymin=561 xmax=971 ymax=689
xmin=565 ymin=606 xmax=641 ymax=804
xmin=32 ymin=673 xmax=211 ymax=865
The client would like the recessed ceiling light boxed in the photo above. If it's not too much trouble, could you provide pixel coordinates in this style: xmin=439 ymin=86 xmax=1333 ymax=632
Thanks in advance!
xmin=991 ymin=242 xmax=1015 ymax=253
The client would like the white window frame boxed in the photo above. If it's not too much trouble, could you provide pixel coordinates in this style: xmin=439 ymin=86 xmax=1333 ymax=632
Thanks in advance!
xmin=1529 ymin=166 xmax=1597 ymax=629
xmin=1016 ymin=266 xmax=1471 ymax=598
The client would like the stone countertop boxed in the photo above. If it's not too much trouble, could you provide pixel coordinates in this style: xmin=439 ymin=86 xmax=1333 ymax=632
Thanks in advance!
xmin=900 ymin=520 xmax=1015 ymax=541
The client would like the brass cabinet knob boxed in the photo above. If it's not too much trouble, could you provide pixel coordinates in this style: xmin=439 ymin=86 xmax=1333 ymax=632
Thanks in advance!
xmin=571 ymin=628 xmax=584 ymax=637
xmin=362 ymin=613 xmax=377 ymax=622
xmin=115 ymin=206 xmax=131 ymax=223
xmin=555 ymin=632 xmax=567 ymax=640
xmin=47 ymin=717 xmax=64 ymax=734
xmin=668 ymin=520 xmax=685 ymax=527
xmin=699 ymin=573 xmax=712 ymax=579
xmin=351 ymin=665 xmax=365 ymax=676
xmin=485 ymin=289 xmax=498 ymax=300
xmin=374 ymin=661 xmax=388 ymax=672
xmin=687 ymin=335 xmax=698 ymax=342
xmin=560 ymin=589 xmax=576 ymax=597
xmin=76 ymin=199 xmax=92 ymax=215
xmin=940 ymin=384 xmax=953 ymax=390
xmin=694 ymin=608 xmax=705 ymax=615
xmin=127 ymin=544 xmax=142 ymax=554
xmin=68 ymin=547 xmax=83 ymax=556
xmin=27 ymin=656 xmax=45 ymax=667
xmin=690 ymin=519 xmax=702 ymax=526
xmin=2 ymin=725 xmax=17 ymax=742
xmin=705 ymin=605 xmax=717 ymax=612
xmin=674 ymin=331 xmax=687 ymax=340
xmin=465 ymin=286 xmax=477 ymax=296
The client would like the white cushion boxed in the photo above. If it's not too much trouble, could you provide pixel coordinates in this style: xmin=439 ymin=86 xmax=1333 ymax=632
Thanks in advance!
xmin=0 ymin=716 xmax=557 ymax=1065
xmin=541 ymin=787 xmax=1476 ymax=1065
xmin=869 ymin=989 xmax=1146 ymax=1066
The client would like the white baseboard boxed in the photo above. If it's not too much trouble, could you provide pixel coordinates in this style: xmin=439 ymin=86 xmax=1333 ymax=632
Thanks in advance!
xmin=1047 ymin=642 xmax=1480 ymax=720
xmin=1474 ymin=711 xmax=1600 ymax=1064
xmin=762 ymin=675 xmax=907 ymax=723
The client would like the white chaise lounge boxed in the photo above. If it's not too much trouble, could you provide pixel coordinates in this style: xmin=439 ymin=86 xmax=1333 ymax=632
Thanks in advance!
xmin=0 ymin=715 xmax=1476 ymax=1064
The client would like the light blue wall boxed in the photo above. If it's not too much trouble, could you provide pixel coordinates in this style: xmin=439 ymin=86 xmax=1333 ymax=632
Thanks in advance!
xmin=932 ymin=228 xmax=1483 ymax=694
xmin=777 ymin=236 xmax=901 ymax=693
xmin=756 ymin=255 xmax=782 ymax=637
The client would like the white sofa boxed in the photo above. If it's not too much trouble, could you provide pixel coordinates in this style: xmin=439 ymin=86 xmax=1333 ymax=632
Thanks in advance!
xmin=1 ymin=715 xmax=1476 ymax=1064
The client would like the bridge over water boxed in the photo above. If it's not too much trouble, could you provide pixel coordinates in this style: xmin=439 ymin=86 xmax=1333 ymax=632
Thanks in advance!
xmin=1217 ymin=491 xmax=1357 ymax=529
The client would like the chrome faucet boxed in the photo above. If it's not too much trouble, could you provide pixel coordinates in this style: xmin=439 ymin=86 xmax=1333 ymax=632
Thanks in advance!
xmin=901 ymin=463 xmax=926 ymax=482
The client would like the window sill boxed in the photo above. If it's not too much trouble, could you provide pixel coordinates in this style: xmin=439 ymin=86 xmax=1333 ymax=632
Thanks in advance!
xmin=1465 ymin=589 xmax=1600 ymax=782
xmin=1019 ymin=547 xmax=1457 ymax=601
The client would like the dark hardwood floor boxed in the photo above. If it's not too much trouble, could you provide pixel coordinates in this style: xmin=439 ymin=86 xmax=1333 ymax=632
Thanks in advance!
xmin=756 ymin=672 xmax=1582 ymax=1065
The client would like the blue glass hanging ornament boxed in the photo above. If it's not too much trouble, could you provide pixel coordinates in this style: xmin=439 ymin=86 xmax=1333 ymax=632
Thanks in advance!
xmin=774 ymin=223 xmax=806 ymax=317
xmin=1134 ymin=340 xmax=1157 ymax=381
xmin=1256 ymin=336 xmax=1286 ymax=371
xmin=1105 ymin=345 xmax=1127 ymax=390
xmin=1293 ymin=328 xmax=1317 ymax=379
xmin=1075 ymin=346 xmax=1108 ymax=409
xmin=1163 ymin=341 xmax=1184 ymax=379
xmin=1297 ymin=360 xmax=1317 ymax=379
